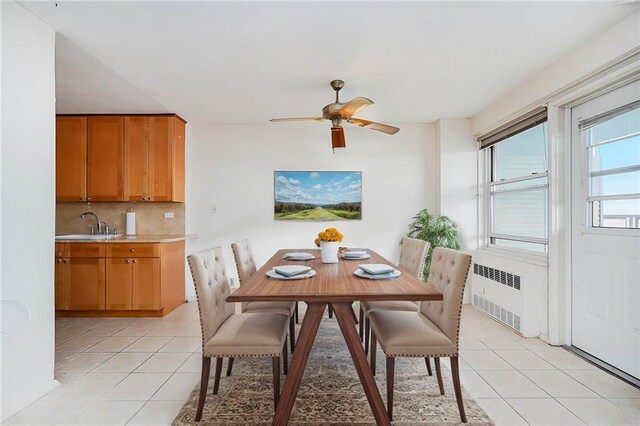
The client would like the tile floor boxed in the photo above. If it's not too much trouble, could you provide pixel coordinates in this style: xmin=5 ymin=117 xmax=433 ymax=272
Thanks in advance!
xmin=4 ymin=303 xmax=640 ymax=425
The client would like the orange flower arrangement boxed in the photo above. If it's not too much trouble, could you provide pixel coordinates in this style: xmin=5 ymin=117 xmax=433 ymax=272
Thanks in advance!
xmin=314 ymin=227 xmax=344 ymax=246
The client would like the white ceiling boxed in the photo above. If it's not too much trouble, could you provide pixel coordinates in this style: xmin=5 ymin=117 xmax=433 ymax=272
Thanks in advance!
xmin=20 ymin=1 xmax=638 ymax=124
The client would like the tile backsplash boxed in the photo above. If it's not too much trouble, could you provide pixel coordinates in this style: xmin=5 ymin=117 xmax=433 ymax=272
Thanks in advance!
xmin=56 ymin=203 xmax=185 ymax=235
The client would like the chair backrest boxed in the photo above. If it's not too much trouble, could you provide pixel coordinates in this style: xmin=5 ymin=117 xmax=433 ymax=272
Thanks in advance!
xmin=187 ymin=247 xmax=235 ymax=349
xmin=419 ymin=247 xmax=472 ymax=348
xmin=231 ymin=239 xmax=257 ymax=286
xmin=398 ymin=237 xmax=430 ymax=279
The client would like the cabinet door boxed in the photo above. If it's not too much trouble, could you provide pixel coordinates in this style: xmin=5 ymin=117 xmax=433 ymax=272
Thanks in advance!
xmin=87 ymin=116 xmax=124 ymax=201
xmin=132 ymin=258 xmax=160 ymax=310
xmin=172 ymin=117 xmax=186 ymax=202
xmin=55 ymin=258 xmax=68 ymax=310
xmin=56 ymin=116 xmax=87 ymax=202
xmin=124 ymin=116 xmax=150 ymax=201
xmin=106 ymin=258 xmax=133 ymax=310
xmin=67 ymin=258 xmax=106 ymax=310
xmin=149 ymin=117 xmax=172 ymax=201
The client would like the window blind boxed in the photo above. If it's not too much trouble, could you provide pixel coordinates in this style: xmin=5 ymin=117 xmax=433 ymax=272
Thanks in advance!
xmin=478 ymin=107 xmax=548 ymax=149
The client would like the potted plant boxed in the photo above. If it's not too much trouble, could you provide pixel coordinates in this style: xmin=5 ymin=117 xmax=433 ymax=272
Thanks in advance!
xmin=315 ymin=227 xmax=343 ymax=263
xmin=406 ymin=209 xmax=460 ymax=280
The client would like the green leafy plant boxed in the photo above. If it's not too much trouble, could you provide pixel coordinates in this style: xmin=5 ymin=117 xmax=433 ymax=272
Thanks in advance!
xmin=406 ymin=209 xmax=460 ymax=280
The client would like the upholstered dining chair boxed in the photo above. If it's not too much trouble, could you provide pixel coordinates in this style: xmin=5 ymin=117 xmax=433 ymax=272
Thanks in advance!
xmin=359 ymin=238 xmax=430 ymax=355
xmin=188 ymin=247 xmax=290 ymax=422
xmin=232 ymin=240 xmax=297 ymax=357
xmin=368 ymin=247 xmax=472 ymax=422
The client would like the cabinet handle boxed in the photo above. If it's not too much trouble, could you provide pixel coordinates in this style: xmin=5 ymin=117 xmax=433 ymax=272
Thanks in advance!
xmin=80 ymin=196 xmax=84 ymax=201
xmin=133 ymin=259 xmax=137 ymax=264
xmin=126 ymin=259 xmax=131 ymax=264
xmin=129 ymin=249 xmax=135 ymax=252
xmin=62 ymin=259 xmax=67 ymax=264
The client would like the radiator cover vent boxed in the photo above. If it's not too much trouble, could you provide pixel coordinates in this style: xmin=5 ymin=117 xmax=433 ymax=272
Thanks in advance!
xmin=473 ymin=294 xmax=521 ymax=332
xmin=473 ymin=263 xmax=521 ymax=290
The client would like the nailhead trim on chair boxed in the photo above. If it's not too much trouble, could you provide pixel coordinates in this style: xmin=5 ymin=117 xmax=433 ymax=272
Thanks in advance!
xmin=187 ymin=256 xmax=209 ymax=353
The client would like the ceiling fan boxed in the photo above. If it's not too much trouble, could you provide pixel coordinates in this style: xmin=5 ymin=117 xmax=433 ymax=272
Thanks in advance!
xmin=270 ymin=79 xmax=400 ymax=151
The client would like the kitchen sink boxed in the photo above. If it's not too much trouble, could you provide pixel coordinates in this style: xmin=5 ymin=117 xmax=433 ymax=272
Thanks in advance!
xmin=55 ymin=234 xmax=123 ymax=240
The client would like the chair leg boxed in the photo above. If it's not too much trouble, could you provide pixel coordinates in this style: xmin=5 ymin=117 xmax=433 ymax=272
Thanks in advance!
xmin=328 ymin=305 xmax=333 ymax=318
xmin=386 ymin=357 xmax=395 ymax=421
xmin=283 ymin=342 xmax=288 ymax=375
xmin=272 ymin=356 xmax=281 ymax=410
xmin=370 ymin=331 xmax=377 ymax=375
xmin=289 ymin=314 xmax=296 ymax=353
xmin=364 ymin=317 xmax=370 ymax=356
xmin=425 ymin=357 xmax=433 ymax=376
xmin=212 ymin=357 xmax=223 ymax=395
xmin=358 ymin=306 xmax=364 ymax=341
xmin=226 ymin=357 xmax=234 ymax=377
xmin=195 ymin=356 xmax=211 ymax=422
xmin=434 ymin=357 xmax=445 ymax=395
xmin=295 ymin=302 xmax=299 ymax=324
xmin=451 ymin=356 xmax=467 ymax=423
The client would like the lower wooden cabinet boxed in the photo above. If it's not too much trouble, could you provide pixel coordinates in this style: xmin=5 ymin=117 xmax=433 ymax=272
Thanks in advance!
xmin=56 ymin=241 xmax=184 ymax=317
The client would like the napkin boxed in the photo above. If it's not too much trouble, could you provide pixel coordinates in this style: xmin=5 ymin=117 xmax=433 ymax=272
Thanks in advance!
xmin=358 ymin=264 xmax=396 ymax=275
xmin=274 ymin=265 xmax=312 ymax=277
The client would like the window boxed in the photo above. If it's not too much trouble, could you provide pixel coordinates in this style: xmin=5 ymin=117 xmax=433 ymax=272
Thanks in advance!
xmin=581 ymin=101 xmax=640 ymax=229
xmin=487 ymin=121 xmax=549 ymax=253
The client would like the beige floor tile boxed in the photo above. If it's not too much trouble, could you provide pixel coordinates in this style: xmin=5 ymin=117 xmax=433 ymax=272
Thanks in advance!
xmin=56 ymin=337 xmax=106 ymax=352
xmin=558 ymin=398 xmax=635 ymax=425
xmin=439 ymin=356 xmax=473 ymax=371
xmin=54 ymin=372 xmax=87 ymax=385
xmin=459 ymin=371 xmax=500 ymax=398
xmin=101 ymin=373 xmax=171 ymax=401
xmin=43 ymin=372 xmax=127 ymax=401
xmin=459 ymin=336 xmax=488 ymax=350
xmin=79 ymin=322 xmax=130 ymax=338
xmin=177 ymin=322 xmax=202 ymax=337
xmin=522 ymin=370 xmax=599 ymax=398
xmin=478 ymin=370 xmax=548 ymax=398
xmin=475 ymin=398 xmax=527 ymax=426
xmin=158 ymin=336 xmax=201 ymax=353
xmin=85 ymin=336 xmax=140 ymax=353
xmin=495 ymin=349 xmax=555 ymax=370
xmin=176 ymin=353 xmax=202 ymax=373
xmin=478 ymin=336 xmax=525 ymax=350
xmin=135 ymin=352 xmax=191 ymax=373
xmin=608 ymin=398 xmax=640 ymax=419
xmin=144 ymin=326 xmax=188 ymax=337
xmin=114 ymin=323 xmax=157 ymax=337
xmin=70 ymin=400 xmax=145 ymax=425
xmin=93 ymin=353 xmax=152 ymax=373
xmin=565 ymin=370 xmax=640 ymax=398
xmin=151 ymin=372 xmax=201 ymax=401
xmin=530 ymin=346 xmax=597 ymax=370
xmin=55 ymin=351 xmax=78 ymax=364
xmin=122 ymin=336 xmax=172 ymax=353
xmin=460 ymin=349 xmax=514 ymax=371
xmin=56 ymin=352 xmax=115 ymax=372
xmin=507 ymin=398 xmax=584 ymax=425
xmin=3 ymin=398 xmax=89 ymax=425
xmin=127 ymin=400 xmax=186 ymax=425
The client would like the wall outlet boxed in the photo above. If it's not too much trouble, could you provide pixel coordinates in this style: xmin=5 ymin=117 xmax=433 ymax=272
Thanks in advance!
xmin=164 ymin=212 xmax=175 ymax=219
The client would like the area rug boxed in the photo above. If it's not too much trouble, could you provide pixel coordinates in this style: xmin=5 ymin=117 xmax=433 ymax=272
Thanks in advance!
xmin=173 ymin=310 xmax=493 ymax=425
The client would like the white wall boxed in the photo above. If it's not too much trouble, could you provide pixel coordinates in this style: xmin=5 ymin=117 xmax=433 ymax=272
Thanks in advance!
xmin=0 ymin=2 xmax=57 ymax=420
xmin=185 ymin=123 xmax=436 ymax=298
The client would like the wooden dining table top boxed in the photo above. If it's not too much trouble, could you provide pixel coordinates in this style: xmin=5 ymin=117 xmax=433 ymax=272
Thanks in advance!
xmin=227 ymin=248 xmax=443 ymax=303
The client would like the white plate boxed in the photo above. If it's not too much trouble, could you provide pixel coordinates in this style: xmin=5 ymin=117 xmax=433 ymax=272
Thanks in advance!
xmin=354 ymin=269 xmax=401 ymax=280
xmin=358 ymin=263 xmax=397 ymax=275
xmin=341 ymin=253 xmax=371 ymax=260
xmin=273 ymin=265 xmax=311 ymax=277
xmin=283 ymin=252 xmax=315 ymax=260
xmin=267 ymin=269 xmax=316 ymax=280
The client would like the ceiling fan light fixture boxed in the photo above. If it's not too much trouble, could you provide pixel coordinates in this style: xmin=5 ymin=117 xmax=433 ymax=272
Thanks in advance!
xmin=331 ymin=127 xmax=346 ymax=152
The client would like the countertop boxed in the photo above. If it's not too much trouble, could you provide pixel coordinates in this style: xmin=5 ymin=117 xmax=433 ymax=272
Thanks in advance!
xmin=54 ymin=234 xmax=197 ymax=243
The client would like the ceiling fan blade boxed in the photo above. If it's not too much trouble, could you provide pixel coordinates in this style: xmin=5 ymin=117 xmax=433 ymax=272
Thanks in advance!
xmin=339 ymin=97 xmax=373 ymax=117
xmin=270 ymin=117 xmax=324 ymax=122
xmin=348 ymin=118 xmax=400 ymax=135
xmin=331 ymin=127 xmax=346 ymax=151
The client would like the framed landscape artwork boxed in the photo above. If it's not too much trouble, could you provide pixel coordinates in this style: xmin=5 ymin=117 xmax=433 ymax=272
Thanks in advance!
xmin=274 ymin=171 xmax=362 ymax=220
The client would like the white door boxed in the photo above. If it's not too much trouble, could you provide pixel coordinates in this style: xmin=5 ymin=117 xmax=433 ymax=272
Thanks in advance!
xmin=571 ymin=80 xmax=640 ymax=380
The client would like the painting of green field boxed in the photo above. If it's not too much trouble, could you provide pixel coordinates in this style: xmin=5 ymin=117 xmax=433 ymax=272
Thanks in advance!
xmin=274 ymin=171 xmax=362 ymax=221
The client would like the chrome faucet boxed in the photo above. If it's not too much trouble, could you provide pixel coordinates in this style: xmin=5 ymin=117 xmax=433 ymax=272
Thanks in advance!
xmin=81 ymin=212 xmax=102 ymax=235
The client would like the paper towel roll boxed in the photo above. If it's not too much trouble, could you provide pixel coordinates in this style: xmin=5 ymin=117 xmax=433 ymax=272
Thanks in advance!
xmin=126 ymin=212 xmax=136 ymax=235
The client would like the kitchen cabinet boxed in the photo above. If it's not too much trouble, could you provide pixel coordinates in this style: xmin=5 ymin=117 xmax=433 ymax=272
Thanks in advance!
xmin=106 ymin=244 xmax=161 ymax=311
xmin=56 ymin=117 xmax=87 ymax=202
xmin=87 ymin=116 xmax=124 ymax=201
xmin=124 ymin=116 xmax=185 ymax=202
xmin=105 ymin=258 xmax=134 ymax=310
xmin=55 ymin=243 xmax=106 ymax=311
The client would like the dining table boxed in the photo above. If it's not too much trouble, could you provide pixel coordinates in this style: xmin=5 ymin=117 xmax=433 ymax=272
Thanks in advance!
xmin=226 ymin=248 xmax=443 ymax=426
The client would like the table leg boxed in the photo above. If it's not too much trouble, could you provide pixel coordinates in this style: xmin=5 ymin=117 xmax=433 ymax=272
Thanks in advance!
xmin=272 ymin=302 xmax=326 ymax=426
xmin=332 ymin=303 xmax=391 ymax=426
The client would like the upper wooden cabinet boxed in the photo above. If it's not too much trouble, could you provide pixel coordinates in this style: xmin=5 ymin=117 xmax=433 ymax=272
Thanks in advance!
xmin=56 ymin=117 xmax=87 ymax=202
xmin=125 ymin=116 xmax=185 ymax=202
xmin=56 ymin=114 xmax=185 ymax=203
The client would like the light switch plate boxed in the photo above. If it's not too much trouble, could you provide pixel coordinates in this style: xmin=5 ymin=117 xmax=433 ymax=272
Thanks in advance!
xmin=164 ymin=212 xmax=175 ymax=219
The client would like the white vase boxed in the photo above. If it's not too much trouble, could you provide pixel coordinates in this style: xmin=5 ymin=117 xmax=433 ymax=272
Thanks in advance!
xmin=320 ymin=241 xmax=339 ymax=264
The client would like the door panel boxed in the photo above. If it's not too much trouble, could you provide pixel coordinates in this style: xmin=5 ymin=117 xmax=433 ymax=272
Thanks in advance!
xmin=132 ymin=258 xmax=160 ymax=310
xmin=149 ymin=117 xmax=171 ymax=201
xmin=56 ymin=117 xmax=87 ymax=201
xmin=124 ymin=116 xmax=150 ymax=201
xmin=67 ymin=258 xmax=105 ymax=310
xmin=87 ymin=116 xmax=124 ymax=201
xmin=106 ymin=258 xmax=133 ymax=310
